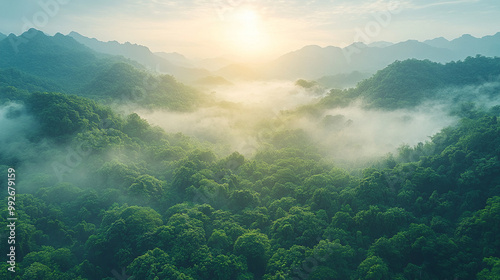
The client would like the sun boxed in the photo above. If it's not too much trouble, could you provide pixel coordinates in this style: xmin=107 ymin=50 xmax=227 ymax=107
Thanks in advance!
xmin=236 ymin=9 xmax=259 ymax=26
xmin=225 ymin=8 xmax=269 ymax=57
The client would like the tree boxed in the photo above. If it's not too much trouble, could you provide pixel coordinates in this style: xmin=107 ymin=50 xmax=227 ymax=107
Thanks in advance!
xmin=210 ymin=254 xmax=252 ymax=280
xmin=21 ymin=262 xmax=56 ymax=280
xmin=477 ymin=257 xmax=500 ymax=280
xmin=208 ymin=229 xmax=232 ymax=254
xmin=128 ymin=174 xmax=165 ymax=201
xmin=234 ymin=231 xmax=271 ymax=277
xmin=127 ymin=248 xmax=195 ymax=280
xmin=355 ymin=256 xmax=390 ymax=280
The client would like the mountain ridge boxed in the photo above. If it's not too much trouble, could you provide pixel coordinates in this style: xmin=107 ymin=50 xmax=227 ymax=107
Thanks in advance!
xmin=68 ymin=31 xmax=210 ymax=82
xmin=0 ymin=29 xmax=112 ymax=91
xmin=315 ymin=56 xmax=500 ymax=110
xmin=0 ymin=29 xmax=204 ymax=111
xmin=218 ymin=32 xmax=500 ymax=81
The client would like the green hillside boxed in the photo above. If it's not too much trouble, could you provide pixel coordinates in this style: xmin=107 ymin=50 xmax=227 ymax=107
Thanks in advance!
xmin=0 ymin=30 xmax=499 ymax=279
xmin=318 ymin=56 xmax=500 ymax=110
xmin=0 ymin=29 xmax=204 ymax=111
xmin=0 ymin=80 xmax=499 ymax=279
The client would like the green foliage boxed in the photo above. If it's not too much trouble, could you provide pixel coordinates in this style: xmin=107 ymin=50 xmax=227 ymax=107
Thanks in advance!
xmin=1 ymin=56 xmax=500 ymax=279
xmin=0 ymin=68 xmax=63 ymax=93
xmin=315 ymin=56 xmax=500 ymax=110
xmin=477 ymin=257 xmax=500 ymax=280
xmin=0 ymin=30 xmax=206 ymax=111
xmin=26 ymin=91 xmax=116 ymax=139
xmin=295 ymin=79 xmax=317 ymax=89
xmin=234 ymin=231 xmax=271 ymax=277
xmin=355 ymin=256 xmax=389 ymax=280
xmin=84 ymin=62 xmax=204 ymax=111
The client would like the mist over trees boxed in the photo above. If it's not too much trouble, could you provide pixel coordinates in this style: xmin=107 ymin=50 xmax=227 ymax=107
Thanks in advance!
xmin=0 ymin=29 xmax=500 ymax=280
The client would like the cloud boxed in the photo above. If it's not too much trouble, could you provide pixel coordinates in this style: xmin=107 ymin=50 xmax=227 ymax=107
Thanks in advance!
xmin=0 ymin=103 xmax=45 ymax=164
xmin=405 ymin=0 xmax=481 ymax=10
xmin=136 ymin=81 xmax=324 ymax=155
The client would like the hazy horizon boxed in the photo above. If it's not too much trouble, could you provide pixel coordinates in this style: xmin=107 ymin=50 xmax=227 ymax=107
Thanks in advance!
xmin=1 ymin=0 xmax=499 ymax=62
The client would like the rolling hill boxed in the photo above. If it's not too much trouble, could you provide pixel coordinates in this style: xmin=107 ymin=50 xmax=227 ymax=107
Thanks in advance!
xmin=316 ymin=56 xmax=500 ymax=110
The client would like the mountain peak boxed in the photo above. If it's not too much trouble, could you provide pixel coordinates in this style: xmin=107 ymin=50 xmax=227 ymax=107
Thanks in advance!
xmin=425 ymin=37 xmax=449 ymax=43
xmin=402 ymin=39 xmax=420 ymax=44
xmin=299 ymin=45 xmax=323 ymax=51
xmin=389 ymin=40 xmax=427 ymax=49
xmin=347 ymin=42 xmax=368 ymax=48
xmin=20 ymin=28 xmax=46 ymax=38
xmin=423 ymin=37 xmax=450 ymax=49
xmin=456 ymin=34 xmax=477 ymax=41
xmin=68 ymin=31 xmax=83 ymax=38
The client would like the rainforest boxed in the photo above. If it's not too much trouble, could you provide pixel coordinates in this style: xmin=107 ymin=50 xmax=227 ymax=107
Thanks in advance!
xmin=1 ymin=3 xmax=500 ymax=279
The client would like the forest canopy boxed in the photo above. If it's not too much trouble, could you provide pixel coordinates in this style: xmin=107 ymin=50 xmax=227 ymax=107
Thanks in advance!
xmin=1 ymin=79 xmax=499 ymax=279
xmin=0 ymin=31 xmax=499 ymax=279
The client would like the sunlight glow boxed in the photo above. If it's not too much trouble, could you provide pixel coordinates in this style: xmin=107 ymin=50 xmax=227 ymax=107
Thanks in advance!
xmin=226 ymin=8 xmax=269 ymax=58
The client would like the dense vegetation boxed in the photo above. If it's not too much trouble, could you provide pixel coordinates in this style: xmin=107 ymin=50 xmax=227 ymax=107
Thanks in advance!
xmin=1 ymin=82 xmax=499 ymax=279
xmin=316 ymin=56 xmax=500 ymax=110
xmin=1 ymin=31 xmax=499 ymax=279
xmin=0 ymin=30 xmax=203 ymax=111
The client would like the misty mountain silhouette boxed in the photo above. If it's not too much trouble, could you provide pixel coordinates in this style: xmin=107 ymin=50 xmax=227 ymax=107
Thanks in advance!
xmin=0 ymin=29 xmax=124 ymax=91
xmin=5 ymin=29 xmax=499 ymax=84
xmin=0 ymin=29 xmax=202 ymax=110
xmin=218 ymin=32 xmax=500 ymax=81
xmin=259 ymin=41 xmax=455 ymax=80
xmin=425 ymin=32 xmax=500 ymax=58
xmin=68 ymin=31 xmax=210 ymax=82
xmin=367 ymin=41 xmax=393 ymax=48
xmin=2 ymin=28 xmax=500 ymax=109
xmin=154 ymin=51 xmax=193 ymax=68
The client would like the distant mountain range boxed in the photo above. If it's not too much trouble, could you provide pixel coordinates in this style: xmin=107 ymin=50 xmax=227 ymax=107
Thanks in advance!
xmin=0 ymin=29 xmax=122 ymax=91
xmin=424 ymin=33 xmax=500 ymax=58
xmin=1 ymin=29 xmax=500 ymax=113
xmin=154 ymin=51 xmax=193 ymax=68
xmin=241 ymin=32 xmax=500 ymax=81
xmin=68 ymin=31 xmax=210 ymax=82
xmin=1 ymin=29 xmax=499 ymax=84
xmin=0 ymin=29 xmax=203 ymax=110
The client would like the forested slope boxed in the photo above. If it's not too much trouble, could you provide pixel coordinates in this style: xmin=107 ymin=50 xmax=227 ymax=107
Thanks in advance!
xmin=0 ymin=82 xmax=499 ymax=279
xmin=317 ymin=56 xmax=500 ymax=110
xmin=0 ymin=29 xmax=204 ymax=111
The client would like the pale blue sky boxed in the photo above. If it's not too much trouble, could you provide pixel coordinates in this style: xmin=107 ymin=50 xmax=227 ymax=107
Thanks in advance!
xmin=0 ymin=0 xmax=498 ymax=60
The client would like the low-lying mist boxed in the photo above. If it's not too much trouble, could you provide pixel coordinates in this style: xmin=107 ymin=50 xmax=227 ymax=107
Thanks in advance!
xmin=296 ymin=102 xmax=457 ymax=164
xmin=137 ymin=81 xmax=326 ymax=155
xmin=5 ymin=78 xmax=498 ymax=191
xmin=135 ymin=80 xmax=482 ymax=166
xmin=0 ymin=103 xmax=41 ymax=162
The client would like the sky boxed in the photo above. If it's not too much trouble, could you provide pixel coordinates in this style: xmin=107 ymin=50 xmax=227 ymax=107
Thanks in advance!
xmin=0 ymin=0 xmax=499 ymax=62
